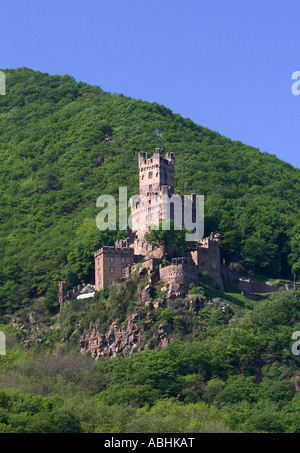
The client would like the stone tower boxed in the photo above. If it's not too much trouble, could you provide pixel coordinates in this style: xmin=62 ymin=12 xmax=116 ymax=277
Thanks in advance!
xmin=131 ymin=148 xmax=177 ymax=239
xmin=138 ymin=148 xmax=175 ymax=197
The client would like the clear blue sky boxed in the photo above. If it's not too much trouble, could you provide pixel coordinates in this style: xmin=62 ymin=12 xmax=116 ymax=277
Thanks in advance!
xmin=1 ymin=0 xmax=300 ymax=168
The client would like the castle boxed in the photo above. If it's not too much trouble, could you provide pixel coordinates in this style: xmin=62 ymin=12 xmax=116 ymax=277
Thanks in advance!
xmin=93 ymin=148 xmax=224 ymax=294
xmin=58 ymin=147 xmax=297 ymax=305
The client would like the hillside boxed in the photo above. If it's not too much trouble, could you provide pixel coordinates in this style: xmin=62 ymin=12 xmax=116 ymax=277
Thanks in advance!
xmin=1 ymin=282 xmax=300 ymax=433
xmin=0 ymin=69 xmax=299 ymax=314
xmin=0 ymin=68 xmax=300 ymax=434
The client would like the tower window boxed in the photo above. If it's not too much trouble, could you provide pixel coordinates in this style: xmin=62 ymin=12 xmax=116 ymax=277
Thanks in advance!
xmin=149 ymin=172 xmax=152 ymax=179
xmin=149 ymin=184 xmax=152 ymax=191
xmin=121 ymin=256 xmax=125 ymax=263
xmin=110 ymin=267 xmax=114 ymax=273
xmin=110 ymin=256 xmax=114 ymax=263
xmin=121 ymin=267 xmax=125 ymax=274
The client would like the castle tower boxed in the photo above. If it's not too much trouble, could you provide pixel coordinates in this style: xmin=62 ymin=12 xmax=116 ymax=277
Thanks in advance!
xmin=138 ymin=148 xmax=175 ymax=197
xmin=190 ymin=233 xmax=224 ymax=291
xmin=131 ymin=148 xmax=176 ymax=239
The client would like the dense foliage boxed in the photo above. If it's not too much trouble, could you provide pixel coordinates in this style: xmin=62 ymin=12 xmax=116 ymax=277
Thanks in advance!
xmin=0 ymin=68 xmax=299 ymax=313
xmin=0 ymin=290 xmax=299 ymax=433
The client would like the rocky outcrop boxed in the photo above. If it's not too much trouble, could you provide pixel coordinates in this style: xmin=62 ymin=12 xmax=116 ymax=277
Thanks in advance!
xmin=79 ymin=299 xmax=178 ymax=358
xmin=183 ymin=296 xmax=205 ymax=314
xmin=79 ymin=293 xmax=212 ymax=358
xmin=11 ymin=311 xmax=50 ymax=346
xmin=138 ymin=284 xmax=153 ymax=302
xmin=153 ymin=323 xmax=173 ymax=349
xmin=80 ymin=312 xmax=153 ymax=358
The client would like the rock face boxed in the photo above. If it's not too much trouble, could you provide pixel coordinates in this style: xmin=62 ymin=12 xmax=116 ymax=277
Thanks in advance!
xmin=79 ymin=292 xmax=215 ymax=358
xmin=79 ymin=295 xmax=210 ymax=358
xmin=11 ymin=310 xmax=49 ymax=346
xmin=79 ymin=303 xmax=177 ymax=358
xmin=80 ymin=312 xmax=152 ymax=358
xmin=184 ymin=296 xmax=205 ymax=314
xmin=153 ymin=323 xmax=173 ymax=349
xmin=138 ymin=284 xmax=152 ymax=302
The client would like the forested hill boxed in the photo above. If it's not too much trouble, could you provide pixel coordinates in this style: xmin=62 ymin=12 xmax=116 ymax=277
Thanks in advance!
xmin=0 ymin=68 xmax=299 ymax=312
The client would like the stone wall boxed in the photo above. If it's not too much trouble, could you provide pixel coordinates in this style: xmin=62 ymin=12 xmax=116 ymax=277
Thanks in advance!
xmin=221 ymin=267 xmax=239 ymax=285
xmin=237 ymin=279 xmax=279 ymax=296
xmin=58 ymin=281 xmax=84 ymax=303
xmin=132 ymin=239 xmax=158 ymax=256
xmin=127 ymin=258 xmax=161 ymax=284
xmin=159 ymin=262 xmax=199 ymax=291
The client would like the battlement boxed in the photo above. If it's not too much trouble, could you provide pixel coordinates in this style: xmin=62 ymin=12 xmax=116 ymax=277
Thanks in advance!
xmin=115 ymin=238 xmax=131 ymax=248
xmin=200 ymin=233 xmax=222 ymax=248
xmin=58 ymin=281 xmax=84 ymax=304
xmin=138 ymin=149 xmax=175 ymax=166
xmin=132 ymin=239 xmax=160 ymax=256
xmin=94 ymin=246 xmax=134 ymax=258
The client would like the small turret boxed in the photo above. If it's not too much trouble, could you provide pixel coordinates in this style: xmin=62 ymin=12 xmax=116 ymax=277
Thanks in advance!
xmin=58 ymin=281 xmax=68 ymax=304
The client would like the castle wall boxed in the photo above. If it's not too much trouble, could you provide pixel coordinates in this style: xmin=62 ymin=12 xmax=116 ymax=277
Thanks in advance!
xmin=159 ymin=263 xmax=199 ymax=289
xmin=131 ymin=191 xmax=198 ymax=240
xmin=145 ymin=246 xmax=165 ymax=260
xmin=58 ymin=281 xmax=84 ymax=303
xmin=237 ymin=280 xmax=279 ymax=295
xmin=132 ymin=239 xmax=165 ymax=260
xmin=58 ymin=281 xmax=68 ymax=304
xmin=132 ymin=239 xmax=157 ymax=256
xmin=130 ymin=258 xmax=161 ymax=275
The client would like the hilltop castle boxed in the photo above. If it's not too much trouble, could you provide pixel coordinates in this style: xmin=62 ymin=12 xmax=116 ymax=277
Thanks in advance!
xmin=59 ymin=147 xmax=294 ymax=306
xmin=93 ymin=148 xmax=224 ymax=294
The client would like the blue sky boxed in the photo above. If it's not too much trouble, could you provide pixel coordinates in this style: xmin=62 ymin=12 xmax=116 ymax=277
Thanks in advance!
xmin=1 ymin=0 xmax=300 ymax=168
